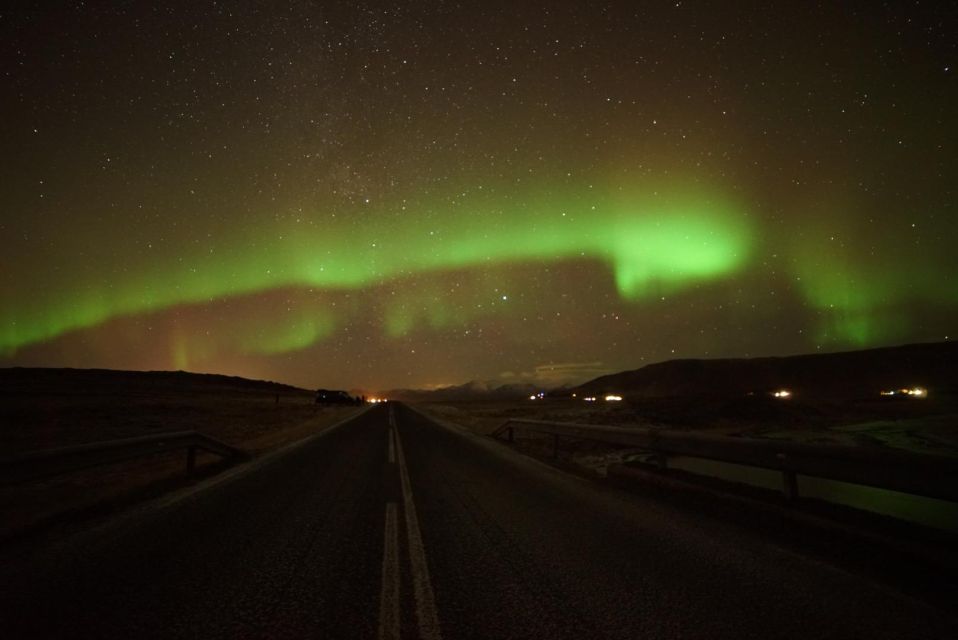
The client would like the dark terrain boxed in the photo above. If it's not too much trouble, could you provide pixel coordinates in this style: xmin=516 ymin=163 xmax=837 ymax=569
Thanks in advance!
xmin=1 ymin=403 xmax=955 ymax=639
xmin=572 ymin=340 xmax=958 ymax=399
xmin=0 ymin=368 xmax=358 ymax=539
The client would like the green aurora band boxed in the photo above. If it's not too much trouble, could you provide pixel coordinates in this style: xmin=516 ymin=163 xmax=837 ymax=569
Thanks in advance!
xmin=1 ymin=186 xmax=753 ymax=355
xmin=793 ymin=258 xmax=956 ymax=346
xmin=169 ymin=302 xmax=339 ymax=367
xmin=786 ymin=215 xmax=958 ymax=346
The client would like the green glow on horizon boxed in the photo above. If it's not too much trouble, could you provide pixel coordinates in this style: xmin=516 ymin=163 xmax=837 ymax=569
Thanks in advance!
xmin=791 ymin=244 xmax=956 ymax=346
xmin=0 ymin=185 xmax=752 ymax=355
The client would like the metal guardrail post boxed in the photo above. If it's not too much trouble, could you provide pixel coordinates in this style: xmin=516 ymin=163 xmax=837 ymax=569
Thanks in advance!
xmin=782 ymin=471 xmax=799 ymax=501
xmin=777 ymin=453 xmax=799 ymax=501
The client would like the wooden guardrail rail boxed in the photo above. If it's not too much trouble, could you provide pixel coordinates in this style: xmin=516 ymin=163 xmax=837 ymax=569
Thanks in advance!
xmin=493 ymin=419 xmax=958 ymax=503
xmin=0 ymin=431 xmax=250 ymax=486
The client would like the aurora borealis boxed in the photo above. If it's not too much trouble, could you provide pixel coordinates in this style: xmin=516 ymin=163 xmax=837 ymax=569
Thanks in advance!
xmin=2 ymin=2 xmax=956 ymax=390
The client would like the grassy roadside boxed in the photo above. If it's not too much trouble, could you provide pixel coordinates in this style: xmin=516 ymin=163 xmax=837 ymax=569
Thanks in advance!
xmin=415 ymin=398 xmax=958 ymax=535
xmin=1 ymin=384 xmax=363 ymax=541
xmin=414 ymin=397 xmax=958 ymax=455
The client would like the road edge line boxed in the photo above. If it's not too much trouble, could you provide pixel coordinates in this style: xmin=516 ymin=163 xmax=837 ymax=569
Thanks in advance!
xmin=377 ymin=502 xmax=401 ymax=640
xmin=392 ymin=405 xmax=443 ymax=640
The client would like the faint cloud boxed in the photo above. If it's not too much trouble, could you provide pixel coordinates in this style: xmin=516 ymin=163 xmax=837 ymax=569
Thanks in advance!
xmin=502 ymin=362 xmax=612 ymax=387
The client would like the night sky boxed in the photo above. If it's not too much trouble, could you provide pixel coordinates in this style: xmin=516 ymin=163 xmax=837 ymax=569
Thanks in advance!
xmin=2 ymin=2 xmax=956 ymax=391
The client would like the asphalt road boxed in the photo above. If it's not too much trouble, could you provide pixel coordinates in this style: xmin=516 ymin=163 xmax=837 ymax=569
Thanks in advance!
xmin=1 ymin=403 xmax=955 ymax=639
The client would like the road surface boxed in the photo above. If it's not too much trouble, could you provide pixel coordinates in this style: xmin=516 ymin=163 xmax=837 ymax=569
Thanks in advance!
xmin=1 ymin=402 xmax=955 ymax=638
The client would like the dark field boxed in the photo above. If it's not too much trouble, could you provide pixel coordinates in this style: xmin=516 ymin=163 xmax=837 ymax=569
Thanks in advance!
xmin=0 ymin=368 xmax=361 ymax=538
xmin=420 ymin=393 xmax=958 ymax=455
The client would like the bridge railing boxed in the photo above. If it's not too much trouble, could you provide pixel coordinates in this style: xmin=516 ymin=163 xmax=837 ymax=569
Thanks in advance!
xmin=492 ymin=419 xmax=958 ymax=503
xmin=0 ymin=431 xmax=250 ymax=486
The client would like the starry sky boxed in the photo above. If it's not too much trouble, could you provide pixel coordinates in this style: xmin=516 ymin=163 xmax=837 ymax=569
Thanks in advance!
xmin=1 ymin=1 xmax=956 ymax=391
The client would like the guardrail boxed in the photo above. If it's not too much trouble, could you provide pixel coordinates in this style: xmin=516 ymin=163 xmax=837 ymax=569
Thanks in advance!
xmin=0 ymin=431 xmax=251 ymax=486
xmin=493 ymin=419 xmax=958 ymax=503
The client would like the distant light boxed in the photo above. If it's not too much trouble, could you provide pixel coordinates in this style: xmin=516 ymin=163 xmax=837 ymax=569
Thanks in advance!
xmin=583 ymin=396 xmax=596 ymax=402
xmin=772 ymin=390 xmax=791 ymax=399
xmin=604 ymin=394 xmax=623 ymax=402
xmin=880 ymin=387 xmax=927 ymax=398
xmin=529 ymin=394 xmax=537 ymax=401
xmin=571 ymin=393 xmax=577 ymax=398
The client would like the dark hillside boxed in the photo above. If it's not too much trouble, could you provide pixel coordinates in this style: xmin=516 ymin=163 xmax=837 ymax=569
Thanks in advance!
xmin=0 ymin=368 xmax=308 ymax=399
xmin=573 ymin=341 xmax=958 ymax=399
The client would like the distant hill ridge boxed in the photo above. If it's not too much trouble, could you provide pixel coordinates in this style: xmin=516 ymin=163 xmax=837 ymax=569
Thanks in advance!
xmin=4 ymin=341 xmax=954 ymax=401
xmin=572 ymin=341 xmax=958 ymax=398
xmin=380 ymin=381 xmax=541 ymax=403
xmin=0 ymin=367 xmax=309 ymax=396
